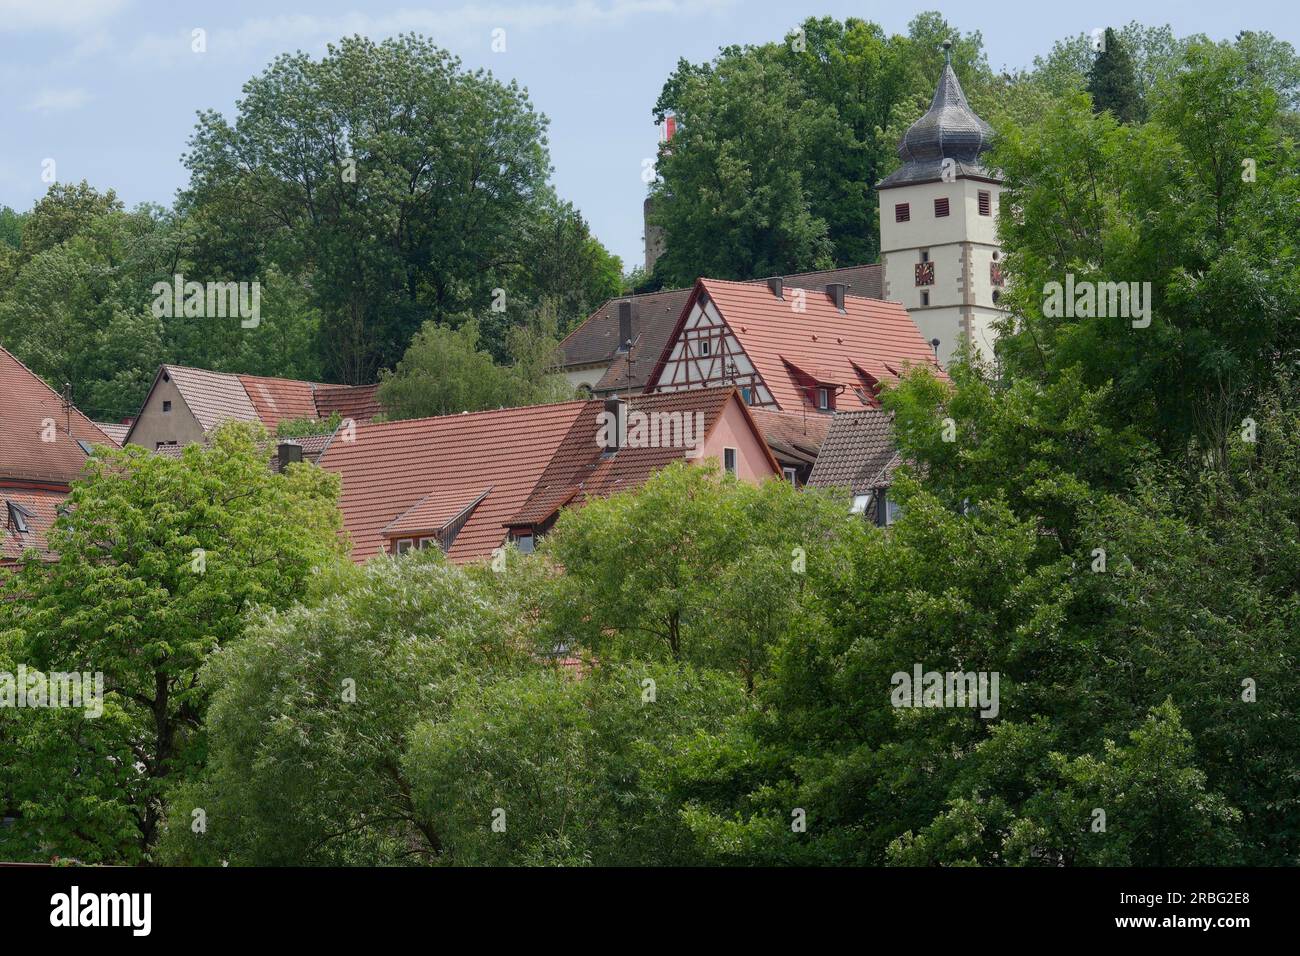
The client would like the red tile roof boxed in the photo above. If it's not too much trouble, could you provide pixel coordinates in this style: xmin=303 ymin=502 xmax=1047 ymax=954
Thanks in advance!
xmin=0 ymin=345 xmax=118 ymax=486
xmin=237 ymin=375 xmax=319 ymax=428
xmin=806 ymin=409 xmax=901 ymax=494
xmin=319 ymin=388 xmax=774 ymax=564
xmin=748 ymin=407 xmax=833 ymax=466
xmin=507 ymin=388 xmax=757 ymax=528
xmin=319 ymin=401 xmax=584 ymax=563
xmin=563 ymin=264 xmax=883 ymax=394
xmin=1 ymin=489 xmax=65 ymax=564
xmin=647 ymin=279 xmax=944 ymax=413
xmin=315 ymin=384 xmax=382 ymax=423
xmin=94 ymin=422 xmax=131 ymax=444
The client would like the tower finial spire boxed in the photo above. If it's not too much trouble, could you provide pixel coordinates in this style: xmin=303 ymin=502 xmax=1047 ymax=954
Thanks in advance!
xmin=942 ymin=39 xmax=952 ymax=65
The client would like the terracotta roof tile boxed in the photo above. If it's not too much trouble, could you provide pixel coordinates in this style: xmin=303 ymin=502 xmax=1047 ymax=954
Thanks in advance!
xmin=318 ymin=401 xmax=586 ymax=563
xmin=748 ymin=407 xmax=833 ymax=465
xmin=1 ymin=489 xmax=66 ymax=563
xmin=0 ymin=346 xmax=117 ymax=485
xmin=649 ymin=278 xmax=944 ymax=413
xmin=563 ymin=264 xmax=882 ymax=394
xmin=314 ymin=383 xmax=381 ymax=423
xmin=508 ymin=388 xmax=739 ymax=527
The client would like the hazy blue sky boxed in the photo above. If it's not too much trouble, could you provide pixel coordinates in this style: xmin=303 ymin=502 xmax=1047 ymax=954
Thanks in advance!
xmin=1 ymin=0 xmax=1296 ymax=268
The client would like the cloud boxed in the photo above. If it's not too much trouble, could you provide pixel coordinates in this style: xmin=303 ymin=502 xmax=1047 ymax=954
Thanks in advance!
xmin=127 ymin=0 xmax=736 ymax=66
xmin=0 ymin=0 xmax=127 ymax=32
xmin=26 ymin=87 xmax=91 ymax=112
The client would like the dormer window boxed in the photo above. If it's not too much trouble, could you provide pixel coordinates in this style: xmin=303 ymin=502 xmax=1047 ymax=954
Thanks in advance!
xmin=817 ymin=388 xmax=829 ymax=410
xmin=6 ymin=501 xmax=34 ymax=534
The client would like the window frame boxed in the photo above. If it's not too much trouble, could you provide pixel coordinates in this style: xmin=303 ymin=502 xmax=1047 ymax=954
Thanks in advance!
xmin=723 ymin=447 xmax=738 ymax=476
xmin=894 ymin=202 xmax=910 ymax=223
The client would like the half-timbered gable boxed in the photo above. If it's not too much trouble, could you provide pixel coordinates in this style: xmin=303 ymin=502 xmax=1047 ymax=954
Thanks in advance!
xmin=644 ymin=278 xmax=944 ymax=416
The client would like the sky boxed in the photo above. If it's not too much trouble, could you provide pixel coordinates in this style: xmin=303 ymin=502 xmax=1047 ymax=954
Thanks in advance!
xmin=1 ymin=0 xmax=1297 ymax=269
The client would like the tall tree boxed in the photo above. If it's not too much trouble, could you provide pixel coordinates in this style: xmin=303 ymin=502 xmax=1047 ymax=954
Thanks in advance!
xmin=0 ymin=424 xmax=343 ymax=860
xmin=1087 ymin=28 xmax=1143 ymax=122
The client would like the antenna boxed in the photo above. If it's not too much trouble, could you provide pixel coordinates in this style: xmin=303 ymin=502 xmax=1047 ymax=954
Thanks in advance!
xmin=62 ymin=382 xmax=73 ymax=435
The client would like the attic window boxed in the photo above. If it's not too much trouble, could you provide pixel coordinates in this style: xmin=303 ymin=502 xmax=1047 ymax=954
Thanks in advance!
xmin=850 ymin=493 xmax=871 ymax=515
xmin=783 ymin=467 xmax=798 ymax=486
xmin=978 ymin=191 xmax=992 ymax=216
xmin=817 ymin=388 xmax=830 ymax=411
xmin=513 ymin=532 xmax=535 ymax=554
xmin=699 ymin=339 xmax=710 ymax=357
xmin=895 ymin=203 xmax=910 ymax=223
xmin=934 ymin=197 xmax=950 ymax=217
xmin=6 ymin=501 xmax=34 ymax=534
xmin=163 ymin=401 xmax=172 ymax=413
xmin=76 ymin=439 xmax=94 ymax=455
xmin=723 ymin=448 xmax=737 ymax=476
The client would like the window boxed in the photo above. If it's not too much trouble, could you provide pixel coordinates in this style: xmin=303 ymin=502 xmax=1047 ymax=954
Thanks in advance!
xmin=920 ymin=291 xmax=930 ymax=306
xmin=920 ymin=250 xmax=930 ymax=263
xmin=395 ymin=539 xmax=414 ymax=555
xmin=894 ymin=202 xmax=910 ymax=223
xmin=816 ymin=388 xmax=829 ymax=410
xmin=514 ymin=533 xmax=535 ymax=554
xmin=162 ymin=400 xmax=172 ymax=413
xmin=417 ymin=537 xmax=437 ymax=551
xmin=783 ymin=466 xmax=798 ymax=486
xmin=850 ymin=493 xmax=870 ymax=515
xmin=741 ymin=386 xmax=752 ymax=404
xmin=978 ymin=190 xmax=991 ymax=216
xmin=723 ymin=447 xmax=737 ymax=475
xmin=934 ymin=197 xmax=950 ymax=217
xmin=886 ymin=498 xmax=903 ymax=526
xmin=699 ymin=339 xmax=710 ymax=356
xmin=7 ymin=501 xmax=32 ymax=534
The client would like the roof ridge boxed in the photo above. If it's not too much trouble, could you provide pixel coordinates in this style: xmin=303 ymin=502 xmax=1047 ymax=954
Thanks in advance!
xmin=356 ymin=397 xmax=590 ymax=430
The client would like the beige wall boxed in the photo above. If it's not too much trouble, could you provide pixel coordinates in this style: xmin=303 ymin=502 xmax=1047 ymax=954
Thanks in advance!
xmin=563 ymin=362 xmax=608 ymax=394
xmin=697 ymin=397 xmax=777 ymax=483
xmin=126 ymin=374 xmax=206 ymax=449
xmin=879 ymin=177 xmax=1004 ymax=366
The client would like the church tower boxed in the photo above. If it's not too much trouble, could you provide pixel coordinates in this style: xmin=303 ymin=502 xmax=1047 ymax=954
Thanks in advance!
xmin=877 ymin=42 xmax=1003 ymax=366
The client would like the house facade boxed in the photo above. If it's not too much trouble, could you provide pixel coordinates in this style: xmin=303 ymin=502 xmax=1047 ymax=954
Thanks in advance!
xmin=124 ymin=365 xmax=381 ymax=450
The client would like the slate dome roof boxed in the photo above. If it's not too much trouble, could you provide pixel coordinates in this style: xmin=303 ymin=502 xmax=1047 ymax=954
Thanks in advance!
xmin=878 ymin=43 xmax=997 ymax=189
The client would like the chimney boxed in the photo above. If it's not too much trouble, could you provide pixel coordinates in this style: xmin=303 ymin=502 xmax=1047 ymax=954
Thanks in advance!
xmin=826 ymin=283 xmax=847 ymax=312
xmin=276 ymin=441 xmax=303 ymax=473
xmin=616 ymin=301 xmax=633 ymax=353
xmin=602 ymin=398 xmax=626 ymax=453
xmin=767 ymin=276 xmax=784 ymax=299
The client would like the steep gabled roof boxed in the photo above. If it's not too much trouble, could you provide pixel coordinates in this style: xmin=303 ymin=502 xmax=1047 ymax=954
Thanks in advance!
xmin=507 ymin=387 xmax=770 ymax=528
xmin=646 ymin=278 xmax=944 ymax=412
xmin=0 ymin=345 xmax=117 ymax=486
xmin=562 ymin=263 xmax=884 ymax=394
xmin=318 ymin=400 xmax=585 ymax=563
xmin=163 ymin=365 xmax=259 ymax=431
xmin=806 ymin=409 xmax=901 ymax=494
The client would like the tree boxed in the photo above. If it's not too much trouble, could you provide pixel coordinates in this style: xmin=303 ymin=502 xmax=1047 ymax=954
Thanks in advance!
xmin=376 ymin=300 xmax=574 ymax=421
xmin=0 ymin=423 xmax=343 ymax=860
xmin=159 ymin=551 xmax=526 ymax=865
xmin=1087 ymin=28 xmax=1143 ymax=122
xmin=182 ymin=33 xmax=616 ymax=382
xmin=648 ymin=15 xmax=992 ymax=288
